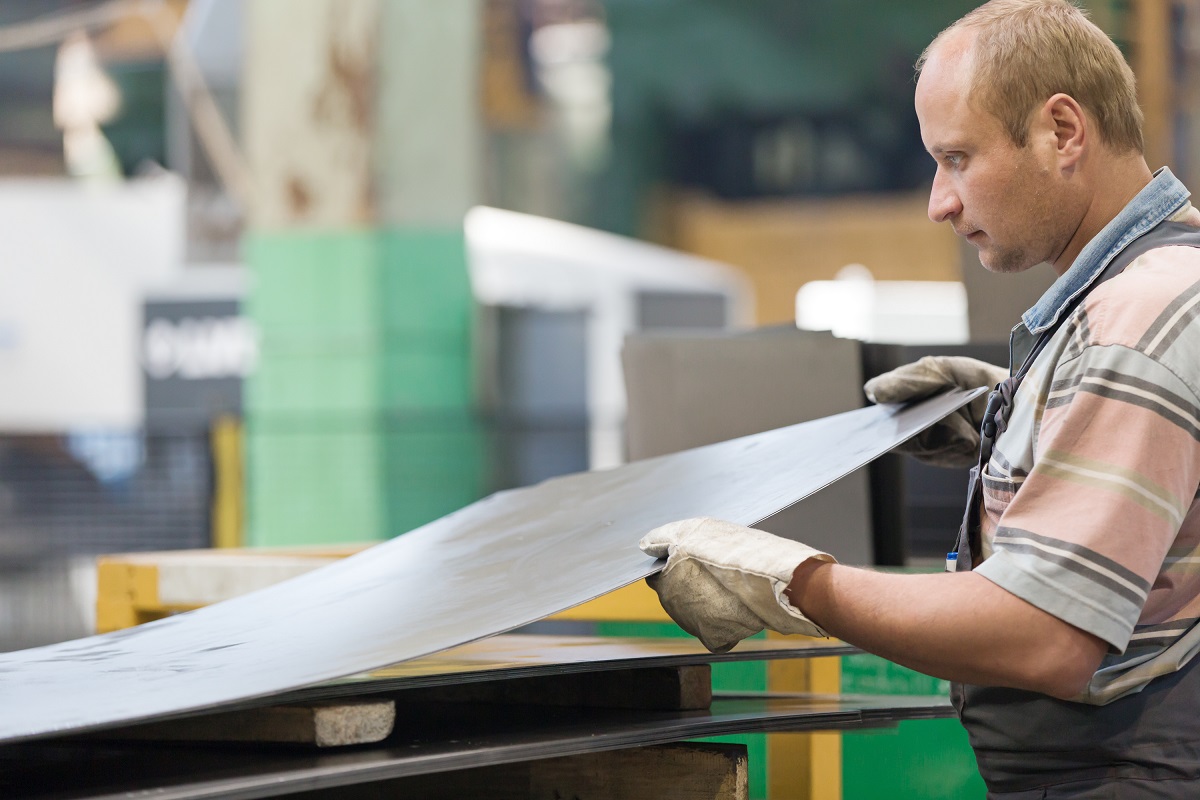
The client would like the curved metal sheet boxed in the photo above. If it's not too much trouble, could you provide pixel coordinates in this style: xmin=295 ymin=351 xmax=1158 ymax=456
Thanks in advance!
xmin=0 ymin=389 xmax=981 ymax=744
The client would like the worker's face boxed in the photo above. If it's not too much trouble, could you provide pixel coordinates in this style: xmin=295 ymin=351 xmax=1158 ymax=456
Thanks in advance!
xmin=915 ymin=35 xmax=1068 ymax=274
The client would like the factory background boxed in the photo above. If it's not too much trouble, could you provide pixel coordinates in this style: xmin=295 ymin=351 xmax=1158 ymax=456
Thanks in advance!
xmin=0 ymin=1 xmax=1193 ymax=797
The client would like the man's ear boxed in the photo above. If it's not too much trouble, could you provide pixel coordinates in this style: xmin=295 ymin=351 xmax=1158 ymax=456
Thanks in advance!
xmin=1042 ymin=93 xmax=1086 ymax=167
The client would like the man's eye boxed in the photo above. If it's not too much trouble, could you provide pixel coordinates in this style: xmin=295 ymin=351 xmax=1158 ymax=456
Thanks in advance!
xmin=945 ymin=154 xmax=964 ymax=167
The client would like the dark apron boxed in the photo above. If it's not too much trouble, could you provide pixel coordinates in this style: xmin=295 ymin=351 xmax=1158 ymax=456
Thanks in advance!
xmin=956 ymin=665 xmax=1200 ymax=794
xmin=950 ymin=222 xmax=1200 ymax=796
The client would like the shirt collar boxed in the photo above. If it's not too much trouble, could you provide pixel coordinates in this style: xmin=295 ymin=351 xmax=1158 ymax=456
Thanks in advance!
xmin=1021 ymin=167 xmax=1191 ymax=335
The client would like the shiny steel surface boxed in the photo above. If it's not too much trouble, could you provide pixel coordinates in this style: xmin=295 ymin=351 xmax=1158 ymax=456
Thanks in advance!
xmin=0 ymin=694 xmax=954 ymax=800
xmin=0 ymin=389 xmax=981 ymax=744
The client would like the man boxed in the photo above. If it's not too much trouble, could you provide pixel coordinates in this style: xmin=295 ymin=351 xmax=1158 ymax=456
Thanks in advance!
xmin=640 ymin=1 xmax=1200 ymax=795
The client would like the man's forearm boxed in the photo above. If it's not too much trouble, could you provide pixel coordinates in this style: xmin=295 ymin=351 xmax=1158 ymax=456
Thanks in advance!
xmin=785 ymin=561 xmax=1107 ymax=699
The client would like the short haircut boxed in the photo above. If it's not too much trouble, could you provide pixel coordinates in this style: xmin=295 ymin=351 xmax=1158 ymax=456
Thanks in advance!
xmin=917 ymin=0 xmax=1143 ymax=153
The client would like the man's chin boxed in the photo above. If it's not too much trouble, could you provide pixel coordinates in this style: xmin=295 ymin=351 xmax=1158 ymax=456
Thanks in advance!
xmin=978 ymin=248 xmax=1032 ymax=274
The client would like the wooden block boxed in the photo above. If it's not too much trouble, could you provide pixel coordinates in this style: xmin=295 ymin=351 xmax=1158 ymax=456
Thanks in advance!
xmin=527 ymin=742 xmax=748 ymax=800
xmin=95 ymin=559 xmax=165 ymax=634
xmin=300 ymin=742 xmax=749 ymax=800
xmin=398 ymin=664 xmax=712 ymax=711
xmin=94 ymin=547 xmax=369 ymax=633
xmin=92 ymin=699 xmax=395 ymax=748
xmin=96 ymin=559 xmax=160 ymax=607
xmin=93 ymin=598 xmax=145 ymax=635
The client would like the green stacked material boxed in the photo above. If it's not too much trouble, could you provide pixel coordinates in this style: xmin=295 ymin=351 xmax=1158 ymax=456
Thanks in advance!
xmin=247 ymin=345 xmax=473 ymax=417
xmin=243 ymin=228 xmax=487 ymax=547
xmin=383 ymin=414 xmax=490 ymax=534
xmin=244 ymin=422 xmax=385 ymax=547
xmin=379 ymin=231 xmax=475 ymax=338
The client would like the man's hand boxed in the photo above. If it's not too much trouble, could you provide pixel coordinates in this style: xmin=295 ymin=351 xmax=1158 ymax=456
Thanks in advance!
xmin=864 ymin=355 xmax=1007 ymax=468
xmin=639 ymin=517 xmax=836 ymax=653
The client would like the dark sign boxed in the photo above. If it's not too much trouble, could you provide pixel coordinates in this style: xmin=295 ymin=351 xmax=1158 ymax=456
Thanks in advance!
xmin=141 ymin=299 xmax=256 ymax=429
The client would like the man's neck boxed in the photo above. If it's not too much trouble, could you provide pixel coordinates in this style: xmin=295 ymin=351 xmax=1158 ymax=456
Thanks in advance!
xmin=1051 ymin=156 xmax=1156 ymax=275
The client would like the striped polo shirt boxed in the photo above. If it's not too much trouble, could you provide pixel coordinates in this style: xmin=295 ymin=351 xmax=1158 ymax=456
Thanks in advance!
xmin=975 ymin=203 xmax=1200 ymax=705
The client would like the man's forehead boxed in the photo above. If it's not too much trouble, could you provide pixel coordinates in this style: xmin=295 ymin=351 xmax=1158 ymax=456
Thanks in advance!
xmin=915 ymin=30 xmax=997 ymax=150
xmin=917 ymin=30 xmax=975 ymax=102
xmin=924 ymin=27 xmax=976 ymax=72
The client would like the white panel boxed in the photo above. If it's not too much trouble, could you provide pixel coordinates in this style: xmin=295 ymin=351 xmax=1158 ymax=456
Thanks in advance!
xmin=0 ymin=175 xmax=185 ymax=431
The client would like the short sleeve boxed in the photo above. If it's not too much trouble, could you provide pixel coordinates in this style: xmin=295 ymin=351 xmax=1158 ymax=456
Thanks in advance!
xmin=974 ymin=343 xmax=1200 ymax=652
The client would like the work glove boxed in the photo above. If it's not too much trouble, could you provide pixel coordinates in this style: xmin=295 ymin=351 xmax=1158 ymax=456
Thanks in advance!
xmin=639 ymin=517 xmax=836 ymax=654
xmin=863 ymin=355 xmax=1007 ymax=468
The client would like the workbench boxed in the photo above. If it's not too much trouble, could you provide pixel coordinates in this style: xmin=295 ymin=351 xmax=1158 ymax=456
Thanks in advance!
xmin=1 ymin=628 xmax=952 ymax=799
xmin=26 ymin=545 xmax=965 ymax=800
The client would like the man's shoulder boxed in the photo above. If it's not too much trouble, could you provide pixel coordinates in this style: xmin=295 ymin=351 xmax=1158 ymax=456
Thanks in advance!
xmin=1082 ymin=242 xmax=1200 ymax=341
xmin=1057 ymin=242 xmax=1200 ymax=397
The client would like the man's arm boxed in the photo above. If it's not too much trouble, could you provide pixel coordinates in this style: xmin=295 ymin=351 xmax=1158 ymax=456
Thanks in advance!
xmin=786 ymin=561 xmax=1107 ymax=699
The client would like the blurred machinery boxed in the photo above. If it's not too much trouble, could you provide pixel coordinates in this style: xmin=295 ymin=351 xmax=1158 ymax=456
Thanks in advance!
xmin=466 ymin=205 xmax=753 ymax=480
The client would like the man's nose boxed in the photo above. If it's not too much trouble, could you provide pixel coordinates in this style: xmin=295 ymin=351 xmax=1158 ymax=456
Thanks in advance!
xmin=928 ymin=171 xmax=962 ymax=223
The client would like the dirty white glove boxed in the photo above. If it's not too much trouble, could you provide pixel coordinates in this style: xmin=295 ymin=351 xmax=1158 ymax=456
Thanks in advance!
xmin=639 ymin=517 xmax=836 ymax=654
xmin=863 ymin=355 xmax=1007 ymax=468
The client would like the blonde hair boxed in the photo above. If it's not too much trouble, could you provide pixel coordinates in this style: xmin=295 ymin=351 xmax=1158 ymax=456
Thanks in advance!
xmin=918 ymin=0 xmax=1143 ymax=153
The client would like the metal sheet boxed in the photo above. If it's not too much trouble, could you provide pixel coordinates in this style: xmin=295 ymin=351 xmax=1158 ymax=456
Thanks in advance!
xmin=0 ymin=695 xmax=954 ymax=800
xmin=0 ymin=389 xmax=982 ymax=744
xmin=280 ymin=634 xmax=859 ymax=702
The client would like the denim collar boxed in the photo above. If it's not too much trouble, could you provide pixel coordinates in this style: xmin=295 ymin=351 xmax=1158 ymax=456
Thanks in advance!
xmin=1020 ymin=167 xmax=1191 ymax=336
